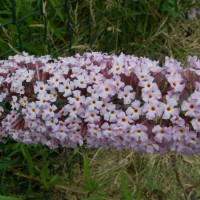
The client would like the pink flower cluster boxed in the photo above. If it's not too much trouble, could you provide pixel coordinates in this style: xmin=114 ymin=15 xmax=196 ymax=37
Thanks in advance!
xmin=0 ymin=52 xmax=200 ymax=154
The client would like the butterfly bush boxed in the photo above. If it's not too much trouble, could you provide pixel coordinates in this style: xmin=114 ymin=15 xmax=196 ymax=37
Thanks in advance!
xmin=0 ymin=52 xmax=200 ymax=154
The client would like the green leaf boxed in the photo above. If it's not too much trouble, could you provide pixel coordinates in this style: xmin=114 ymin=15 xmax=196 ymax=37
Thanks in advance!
xmin=83 ymin=154 xmax=92 ymax=191
xmin=73 ymin=147 xmax=80 ymax=155
xmin=40 ymin=161 xmax=49 ymax=188
xmin=20 ymin=144 xmax=34 ymax=176
xmin=49 ymin=174 xmax=59 ymax=183
xmin=0 ymin=159 xmax=17 ymax=170
xmin=0 ymin=195 xmax=22 ymax=200
xmin=0 ymin=11 xmax=10 ymax=15
xmin=82 ymin=154 xmax=98 ymax=193
xmin=49 ymin=0 xmax=64 ymax=22
xmin=180 ymin=110 xmax=187 ymax=115
xmin=120 ymin=170 xmax=131 ymax=200
xmin=3 ymin=102 xmax=12 ymax=112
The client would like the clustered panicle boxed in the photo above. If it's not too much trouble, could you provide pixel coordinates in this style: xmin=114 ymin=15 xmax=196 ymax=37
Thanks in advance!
xmin=0 ymin=52 xmax=200 ymax=154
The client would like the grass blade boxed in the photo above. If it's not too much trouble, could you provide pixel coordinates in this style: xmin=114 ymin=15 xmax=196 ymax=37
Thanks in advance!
xmin=120 ymin=170 xmax=131 ymax=200
xmin=83 ymin=153 xmax=92 ymax=191
xmin=40 ymin=161 xmax=49 ymax=188
xmin=20 ymin=144 xmax=34 ymax=176
xmin=0 ymin=195 xmax=22 ymax=200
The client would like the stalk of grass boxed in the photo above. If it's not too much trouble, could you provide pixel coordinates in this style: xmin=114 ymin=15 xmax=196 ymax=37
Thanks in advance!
xmin=20 ymin=144 xmax=34 ymax=176
xmin=83 ymin=153 xmax=97 ymax=193
xmin=120 ymin=170 xmax=132 ymax=200
xmin=0 ymin=195 xmax=22 ymax=200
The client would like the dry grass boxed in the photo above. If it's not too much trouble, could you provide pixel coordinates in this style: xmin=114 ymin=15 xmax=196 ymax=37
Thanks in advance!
xmin=167 ymin=19 xmax=200 ymax=61
xmin=47 ymin=148 xmax=200 ymax=200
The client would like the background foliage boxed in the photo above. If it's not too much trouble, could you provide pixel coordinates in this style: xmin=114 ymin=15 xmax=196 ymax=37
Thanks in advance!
xmin=1 ymin=0 xmax=200 ymax=60
xmin=1 ymin=0 xmax=200 ymax=199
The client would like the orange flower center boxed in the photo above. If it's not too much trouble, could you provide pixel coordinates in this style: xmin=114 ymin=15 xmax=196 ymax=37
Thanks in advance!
xmin=167 ymin=107 xmax=171 ymax=111
xmin=190 ymin=104 xmax=194 ymax=109
xmin=134 ymin=109 xmax=138 ymax=113
xmin=160 ymin=130 xmax=165 ymax=134
xmin=116 ymin=66 xmax=120 ymax=71
xmin=105 ymin=87 xmax=109 ymax=92
xmin=151 ymin=107 xmax=156 ymax=111
xmin=122 ymin=118 xmax=126 ymax=122
xmin=179 ymin=129 xmax=184 ymax=134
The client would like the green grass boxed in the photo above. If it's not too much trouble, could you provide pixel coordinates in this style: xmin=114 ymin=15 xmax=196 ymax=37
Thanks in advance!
xmin=1 ymin=0 xmax=200 ymax=200
xmin=1 ymin=0 xmax=200 ymax=61
xmin=1 ymin=143 xmax=200 ymax=199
